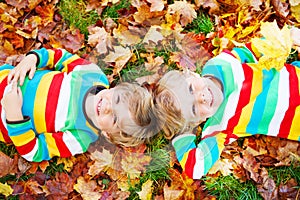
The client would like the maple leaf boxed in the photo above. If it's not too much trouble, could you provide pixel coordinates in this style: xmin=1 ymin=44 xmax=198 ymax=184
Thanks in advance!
xmin=35 ymin=4 xmax=55 ymax=26
xmin=24 ymin=179 xmax=44 ymax=195
xmin=208 ymin=159 xmax=234 ymax=176
xmin=0 ymin=182 xmax=13 ymax=197
xmin=6 ymin=0 xmax=28 ymax=11
xmin=88 ymin=26 xmax=113 ymax=55
xmin=88 ymin=148 xmax=113 ymax=177
xmin=168 ymin=1 xmax=197 ymax=26
xmin=291 ymin=3 xmax=300 ymax=23
xmin=121 ymin=151 xmax=152 ymax=179
xmin=163 ymin=184 xmax=184 ymax=200
xmin=0 ymin=151 xmax=18 ymax=177
xmin=251 ymin=21 xmax=292 ymax=70
xmin=103 ymin=45 xmax=133 ymax=73
xmin=137 ymin=179 xmax=153 ymax=200
xmin=147 ymin=0 xmax=165 ymax=12
xmin=133 ymin=4 xmax=165 ymax=25
xmin=143 ymin=25 xmax=164 ymax=44
xmin=44 ymin=172 xmax=75 ymax=199
xmin=113 ymin=24 xmax=142 ymax=46
xmin=74 ymin=176 xmax=102 ymax=200
xmin=56 ymin=157 xmax=76 ymax=172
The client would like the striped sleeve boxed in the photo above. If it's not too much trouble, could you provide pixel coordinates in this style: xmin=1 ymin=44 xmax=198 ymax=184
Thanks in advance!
xmin=31 ymin=48 xmax=92 ymax=73
xmin=6 ymin=118 xmax=92 ymax=162
xmin=172 ymin=133 xmax=227 ymax=179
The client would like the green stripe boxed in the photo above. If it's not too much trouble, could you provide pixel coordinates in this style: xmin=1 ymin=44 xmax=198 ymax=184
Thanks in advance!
xmin=257 ymin=71 xmax=279 ymax=134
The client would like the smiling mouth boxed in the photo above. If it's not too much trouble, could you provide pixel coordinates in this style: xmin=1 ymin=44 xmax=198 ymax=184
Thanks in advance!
xmin=97 ymin=98 xmax=102 ymax=115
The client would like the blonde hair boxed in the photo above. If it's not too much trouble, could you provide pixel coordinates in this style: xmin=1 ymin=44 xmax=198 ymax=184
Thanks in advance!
xmin=153 ymin=70 xmax=199 ymax=139
xmin=106 ymin=82 xmax=161 ymax=147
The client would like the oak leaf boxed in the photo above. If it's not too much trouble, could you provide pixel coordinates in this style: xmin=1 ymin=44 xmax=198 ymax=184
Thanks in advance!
xmin=137 ymin=179 xmax=153 ymax=200
xmin=251 ymin=21 xmax=292 ymax=70
xmin=0 ymin=182 xmax=13 ymax=197
xmin=74 ymin=176 xmax=102 ymax=200
xmin=168 ymin=1 xmax=197 ymax=26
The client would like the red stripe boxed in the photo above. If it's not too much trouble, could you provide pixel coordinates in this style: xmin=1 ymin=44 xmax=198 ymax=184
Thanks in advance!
xmin=224 ymin=64 xmax=253 ymax=143
xmin=53 ymin=49 xmax=62 ymax=65
xmin=66 ymin=58 xmax=91 ymax=72
xmin=45 ymin=74 xmax=64 ymax=132
xmin=52 ymin=132 xmax=72 ymax=157
xmin=15 ymin=138 xmax=36 ymax=155
xmin=278 ymin=64 xmax=300 ymax=138
xmin=184 ymin=148 xmax=196 ymax=178
xmin=245 ymin=43 xmax=260 ymax=60
xmin=0 ymin=77 xmax=12 ymax=143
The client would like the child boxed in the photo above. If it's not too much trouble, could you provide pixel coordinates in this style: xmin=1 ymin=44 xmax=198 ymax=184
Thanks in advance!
xmin=0 ymin=48 xmax=158 ymax=162
xmin=154 ymin=38 xmax=300 ymax=179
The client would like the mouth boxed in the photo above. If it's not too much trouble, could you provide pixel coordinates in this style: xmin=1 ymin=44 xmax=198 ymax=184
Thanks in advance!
xmin=96 ymin=98 xmax=102 ymax=116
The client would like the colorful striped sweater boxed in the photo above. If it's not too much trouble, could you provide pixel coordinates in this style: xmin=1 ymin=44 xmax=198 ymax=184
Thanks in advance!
xmin=173 ymin=44 xmax=300 ymax=179
xmin=0 ymin=48 xmax=109 ymax=162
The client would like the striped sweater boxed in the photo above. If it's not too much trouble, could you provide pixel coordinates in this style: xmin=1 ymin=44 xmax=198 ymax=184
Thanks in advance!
xmin=0 ymin=48 xmax=109 ymax=162
xmin=173 ymin=44 xmax=300 ymax=179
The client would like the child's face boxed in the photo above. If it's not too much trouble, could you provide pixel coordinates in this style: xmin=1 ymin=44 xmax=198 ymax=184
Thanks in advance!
xmin=85 ymin=86 xmax=135 ymax=136
xmin=168 ymin=72 xmax=224 ymax=124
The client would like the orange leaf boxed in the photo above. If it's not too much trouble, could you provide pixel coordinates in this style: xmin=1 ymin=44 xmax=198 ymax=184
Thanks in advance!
xmin=35 ymin=4 xmax=55 ymax=25
xmin=0 ymin=151 xmax=18 ymax=177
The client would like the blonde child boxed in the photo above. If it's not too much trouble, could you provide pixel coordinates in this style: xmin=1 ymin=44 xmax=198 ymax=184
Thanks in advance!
xmin=1 ymin=48 xmax=159 ymax=162
xmin=154 ymin=40 xmax=300 ymax=179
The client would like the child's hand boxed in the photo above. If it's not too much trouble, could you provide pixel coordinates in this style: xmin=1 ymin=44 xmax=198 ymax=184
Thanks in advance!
xmin=7 ymin=53 xmax=37 ymax=86
xmin=1 ymin=82 xmax=24 ymax=121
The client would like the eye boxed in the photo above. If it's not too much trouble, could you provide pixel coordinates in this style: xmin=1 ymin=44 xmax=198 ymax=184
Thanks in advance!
xmin=189 ymin=84 xmax=194 ymax=94
xmin=115 ymin=95 xmax=120 ymax=104
xmin=113 ymin=114 xmax=118 ymax=124
xmin=192 ymin=104 xmax=196 ymax=115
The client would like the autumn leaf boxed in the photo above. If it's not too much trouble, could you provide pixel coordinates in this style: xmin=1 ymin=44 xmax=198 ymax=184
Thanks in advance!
xmin=168 ymin=1 xmax=197 ymax=26
xmin=137 ymin=179 xmax=153 ymax=200
xmin=56 ymin=157 xmax=76 ymax=172
xmin=163 ymin=184 xmax=184 ymax=200
xmin=147 ymin=0 xmax=165 ymax=12
xmin=208 ymin=159 xmax=234 ymax=176
xmin=251 ymin=21 xmax=292 ymax=70
xmin=88 ymin=148 xmax=113 ymax=177
xmin=74 ymin=176 xmax=102 ymax=200
xmin=113 ymin=24 xmax=142 ymax=46
xmin=0 ymin=151 xmax=18 ymax=177
xmin=0 ymin=182 xmax=13 ymax=197
xmin=35 ymin=4 xmax=55 ymax=25
xmin=142 ymin=25 xmax=164 ymax=44
xmin=88 ymin=26 xmax=113 ymax=55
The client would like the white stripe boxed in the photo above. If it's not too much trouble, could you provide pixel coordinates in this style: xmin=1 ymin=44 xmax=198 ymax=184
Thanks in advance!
xmin=1 ymin=84 xmax=14 ymax=130
xmin=193 ymin=148 xmax=205 ymax=179
xmin=202 ymin=53 xmax=245 ymax=136
xmin=22 ymin=140 xmax=39 ymax=161
xmin=63 ymin=131 xmax=83 ymax=155
xmin=55 ymin=73 xmax=71 ymax=131
xmin=267 ymin=68 xmax=290 ymax=136
xmin=73 ymin=63 xmax=102 ymax=72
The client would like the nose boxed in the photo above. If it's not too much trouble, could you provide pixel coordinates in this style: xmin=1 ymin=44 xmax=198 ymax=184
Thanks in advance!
xmin=196 ymin=91 xmax=207 ymax=104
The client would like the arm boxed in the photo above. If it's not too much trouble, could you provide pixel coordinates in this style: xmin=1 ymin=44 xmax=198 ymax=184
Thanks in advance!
xmin=172 ymin=133 xmax=227 ymax=179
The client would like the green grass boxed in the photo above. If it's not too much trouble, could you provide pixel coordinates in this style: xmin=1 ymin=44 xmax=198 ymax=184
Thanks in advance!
xmin=101 ymin=0 xmax=131 ymax=20
xmin=185 ymin=12 xmax=214 ymax=35
xmin=204 ymin=175 xmax=263 ymax=200
xmin=0 ymin=142 xmax=17 ymax=157
xmin=268 ymin=164 xmax=300 ymax=186
xmin=58 ymin=0 xmax=100 ymax=38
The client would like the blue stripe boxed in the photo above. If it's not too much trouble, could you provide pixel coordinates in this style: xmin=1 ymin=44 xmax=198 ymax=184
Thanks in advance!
xmin=0 ymin=64 xmax=14 ymax=70
xmin=55 ymin=50 xmax=74 ymax=71
xmin=246 ymin=69 xmax=274 ymax=133
xmin=292 ymin=61 xmax=300 ymax=68
xmin=232 ymin=47 xmax=256 ymax=63
xmin=35 ymin=134 xmax=50 ymax=161
xmin=35 ymin=48 xmax=49 ymax=68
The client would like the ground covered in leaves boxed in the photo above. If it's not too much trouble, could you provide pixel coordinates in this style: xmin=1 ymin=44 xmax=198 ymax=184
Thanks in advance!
xmin=0 ymin=0 xmax=300 ymax=199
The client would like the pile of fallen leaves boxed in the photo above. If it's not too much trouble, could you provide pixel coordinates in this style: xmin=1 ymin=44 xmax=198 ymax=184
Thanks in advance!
xmin=1 ymin=0 xmax=300 ymax=199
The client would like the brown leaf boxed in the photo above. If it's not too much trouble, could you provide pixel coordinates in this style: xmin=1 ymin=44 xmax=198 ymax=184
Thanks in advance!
xmin=168 ymin=1 xmax=197 ymax=26
xmin=6 ymin=0 xmax=28 ymax=11
xmin=35 ymin=4 xmax=55 ymax=25
xmin=88 ymin=26 xmax=113 ymax=55
xmin=73 ymin=176 xmax=102 ymax=200
xmin=44 ymin=172 xmax=75 ymax=199
xmin=163 ymin=184 xmax=184 ymax=200
xmin=0 ymin=152 xmax=18 ymax=177
xmin=257 ymin=168 xmax=278 ymax=200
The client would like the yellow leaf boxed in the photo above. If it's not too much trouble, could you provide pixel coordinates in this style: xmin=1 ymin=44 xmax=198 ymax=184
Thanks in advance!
xmin=56 ymin=157 xmax=75 ymax=172
xmin=137 ymin=179 xmax=153 ymax=200
xmin=291 ymin=4 xmax=300 ymax=23
xmin=251 ymin=21 xmax=292 ymax=70
xmin=208 ymin=159 xmax=234 ymax=176
xmin=0 ymin=183 xmax=13 ymax=197
xmin=103 ymin=46 xmax=133 ymax=71
xmin=168 ymin=1 xmax=197 ymax=26
xmin=88 ymin=149 xmax=113 ymax=177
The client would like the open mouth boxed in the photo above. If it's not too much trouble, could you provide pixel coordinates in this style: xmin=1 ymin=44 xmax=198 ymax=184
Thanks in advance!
xmin=97 ymin=98 xmax=102 ymax=115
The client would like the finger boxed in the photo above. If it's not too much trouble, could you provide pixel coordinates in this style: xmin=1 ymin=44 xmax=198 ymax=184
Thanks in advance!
xmin=10 ymin=81 xmax=18 ymax=92
xmin=28 ymin=67 xmax=36 ymax=80
xmin=17 ymin=87 xmax=23 ymax=101
xmin=7 ymin=69 xmax=15 ymax=84
xmin=11 ymin=71 xmax=20 ymax=84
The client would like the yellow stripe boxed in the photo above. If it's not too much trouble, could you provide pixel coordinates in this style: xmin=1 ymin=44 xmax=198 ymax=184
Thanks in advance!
xmin=233 ymin=64 xmax=263 ymax=133
xmin=46 ymin=50 xmax=55 ymax=69
xmin=215 ymin=133 xmax=226 ymax=150
xmin=11 ymin=130 xmax=36 ymax=146
xmin=0 ymin=131 xmax=5 ymax=142
xmin=33 ymin=72 xmax=58 ymax=133
xmin=61 ymin=55 xmax=80 ymax=73
xmin=44 ymin=133 xmax=60 ymax=157
xmin=289 ymin=69 xmax=300 ymax=141
xmin=179 ymin=152 xmax=190 ymax=171
xmin=0 ymin=69 xmax=10 ymax=82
